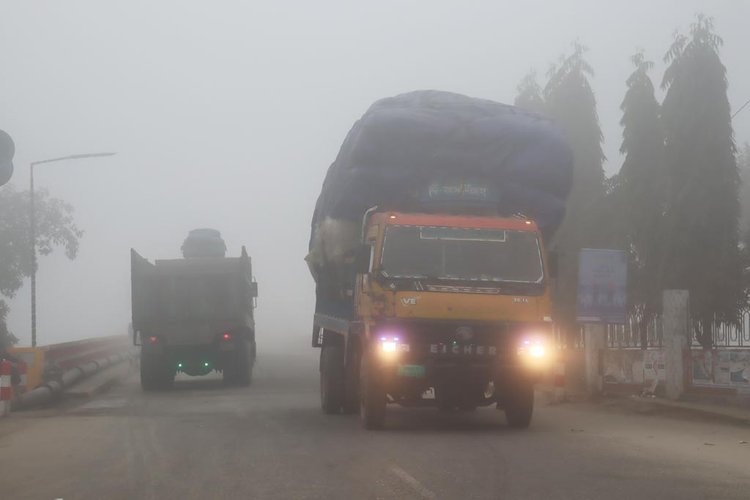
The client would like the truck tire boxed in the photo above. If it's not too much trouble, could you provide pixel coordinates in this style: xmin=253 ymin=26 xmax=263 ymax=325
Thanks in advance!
xmin=320 ymin=344 xmax=345 ymax=414
xmin=504 ymin=381 xmax=534 ymax=428
xmin=224 ymin=339 xmax=252 ymax=387
xmin=360 ymin=351 xmax=386 ymax=430
xmin=140 ymin=353 xmax=174 ymax=391
xmin=140 ymin=357 xmax=158 ymax=391
xmin=342 ymin=339 xmax=361 ymax=414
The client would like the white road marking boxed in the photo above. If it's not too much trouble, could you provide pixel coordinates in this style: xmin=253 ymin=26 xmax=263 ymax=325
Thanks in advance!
xmin=389 ymin=465 xmax=437 ymax=500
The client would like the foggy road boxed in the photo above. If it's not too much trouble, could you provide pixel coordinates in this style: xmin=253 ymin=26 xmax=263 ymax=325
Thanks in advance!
xmin=1 ymin=352 xmax=749 ymax=500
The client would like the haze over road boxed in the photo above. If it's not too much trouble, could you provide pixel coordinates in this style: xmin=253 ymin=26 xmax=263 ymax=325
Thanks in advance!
xmin=1 ymin=351 xmax=748 ymax=500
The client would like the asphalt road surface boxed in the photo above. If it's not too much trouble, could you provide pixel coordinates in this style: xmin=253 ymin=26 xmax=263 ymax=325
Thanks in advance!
xmin=1 ymin=351 xmax=749 ymax=500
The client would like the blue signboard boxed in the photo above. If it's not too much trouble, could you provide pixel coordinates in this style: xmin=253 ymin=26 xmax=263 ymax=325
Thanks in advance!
xmin=577 ymin=248 xmax=628 ymax=324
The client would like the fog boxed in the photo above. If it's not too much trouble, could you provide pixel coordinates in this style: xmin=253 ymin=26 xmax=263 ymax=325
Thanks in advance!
xmin=1 ymin=0 xmax=747 ymax=351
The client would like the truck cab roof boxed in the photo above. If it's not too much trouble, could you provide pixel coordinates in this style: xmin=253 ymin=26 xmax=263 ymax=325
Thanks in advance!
xmin=374 ymin=211 xmax=540 ymax=232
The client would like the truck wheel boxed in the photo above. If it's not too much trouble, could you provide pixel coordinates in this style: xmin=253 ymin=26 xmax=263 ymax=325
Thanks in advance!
xmin=141 ymin=354 xmax=174 ymax=391
xmin=320 ymin=344 xmax=344 ymax=414
xmin=140 ymin=356 xmax=158 ymax=391
xmin=360 ymin=352 xmax=386 ymax=430
xmin=504 ymin=381 xmax=534 ymax=428
xmin=224 ymin=339 xmax=252 ymax=387
xmin=342 ymin=340 xmax=361 ymax=415
xmin=236 ymin=339 xmax=252 ymax=387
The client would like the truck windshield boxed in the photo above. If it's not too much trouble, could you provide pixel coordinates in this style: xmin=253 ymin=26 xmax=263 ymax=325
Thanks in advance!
xmin=380 ymin=225 xmax=544 ymax=283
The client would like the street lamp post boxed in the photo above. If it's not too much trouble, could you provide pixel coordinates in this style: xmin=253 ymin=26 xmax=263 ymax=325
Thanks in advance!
xmin=732 ymin=97 xmax=750 ymax=120
xmin=29 ymin=152 xmax=116 ymax=347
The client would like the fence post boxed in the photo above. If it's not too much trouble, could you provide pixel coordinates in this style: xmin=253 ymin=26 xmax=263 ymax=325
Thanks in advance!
xmin=663 ymin=290 xmax=689 ymax=400
xmin=584 ymin=323 xmax=605 ymax=396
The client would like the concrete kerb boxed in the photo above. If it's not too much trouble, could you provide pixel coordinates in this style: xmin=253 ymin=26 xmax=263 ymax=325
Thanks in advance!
xmin=537 ymin=382 xmax=750 ymax=426
xmin=623 ymin=394 xmax=750 ymax=426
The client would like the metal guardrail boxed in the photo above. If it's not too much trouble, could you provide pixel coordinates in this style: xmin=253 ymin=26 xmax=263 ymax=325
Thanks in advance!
xmin=691 ymin=309 xmax=750 ymax=348
xmin=553 ymin=324 xmax=585 ymax=351
xmin=1 ymin=336 xmax=135 ymax=413
xmin=607 ymin=316 xmax=663 ymax=349
xmin=9 ymin=335 xmax=134 ymax=390
xmin=556 ymin=307 xmax=750 ymax=351
xmin=555 ymin=319 xmax=663 ymax=351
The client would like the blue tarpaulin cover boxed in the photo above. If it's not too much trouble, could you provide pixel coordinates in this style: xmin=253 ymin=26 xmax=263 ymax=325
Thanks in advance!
xmin=311 ymin=90 xmax=573 ymax=247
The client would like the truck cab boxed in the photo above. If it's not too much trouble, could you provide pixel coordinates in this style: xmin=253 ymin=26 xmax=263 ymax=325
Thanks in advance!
xmin=315 ymin=209 xmax=554 ymax=429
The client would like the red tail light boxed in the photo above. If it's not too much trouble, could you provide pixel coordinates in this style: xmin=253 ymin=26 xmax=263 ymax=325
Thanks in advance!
xmin=147 ymin=336 xmax=159 ymax=345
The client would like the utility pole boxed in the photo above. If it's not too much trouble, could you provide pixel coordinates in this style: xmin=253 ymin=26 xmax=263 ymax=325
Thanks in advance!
xmin=29 ymin=152 xmax=116 ymax=347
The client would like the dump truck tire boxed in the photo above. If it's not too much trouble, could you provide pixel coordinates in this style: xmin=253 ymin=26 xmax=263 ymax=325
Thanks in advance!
xmin=141 ymin=353 xmax=174 ymax=391
xmin=224 ymin=339 xmax=252 ymax=387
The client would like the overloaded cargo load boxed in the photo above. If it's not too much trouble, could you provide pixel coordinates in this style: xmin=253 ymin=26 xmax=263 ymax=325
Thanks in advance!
xmin=307 ymin=90 xmax=574 ymax=287
xmin=181 ymin=228 xmax=227 ymax=258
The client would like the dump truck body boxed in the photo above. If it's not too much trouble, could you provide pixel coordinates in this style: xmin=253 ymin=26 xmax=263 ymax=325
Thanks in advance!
xmin=131 ymin=247 xmax=257 ymax=389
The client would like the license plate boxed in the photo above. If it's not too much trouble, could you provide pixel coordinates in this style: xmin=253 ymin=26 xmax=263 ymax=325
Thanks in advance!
xmin=398 ymin=364 xmax=426 ymax=378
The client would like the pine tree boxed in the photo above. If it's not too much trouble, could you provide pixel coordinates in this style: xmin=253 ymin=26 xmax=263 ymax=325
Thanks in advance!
xmin=738 ymin=143 xmax=750 ymax=243
xmin=514 ymin=71 xmax=546 ymax=113
xmin=660 ymin=15 xmax=743 ymax=346
xmin=616 ymin=51 xmax=666 ymax=344
xmin=543 ymin=43 xmax=606 ymax=334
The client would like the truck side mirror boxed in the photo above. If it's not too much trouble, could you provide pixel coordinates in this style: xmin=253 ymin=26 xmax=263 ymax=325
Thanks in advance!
xmin=547 ymin=250 xmax=558 ymax=279
xmin=354 ymin=244 xmax=372 ymax=274
xmin=249 ymin=282 xmax=258 ymax=298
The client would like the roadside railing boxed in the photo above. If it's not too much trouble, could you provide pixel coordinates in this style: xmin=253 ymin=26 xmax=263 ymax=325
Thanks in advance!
xmin=8 ymin=335 xmax=135 ymax=393
xmin=691 ymin=308 xmax=750 ymax=348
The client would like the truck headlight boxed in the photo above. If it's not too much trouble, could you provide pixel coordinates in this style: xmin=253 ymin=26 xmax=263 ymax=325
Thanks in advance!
xmin=381 ymin=340 xmax=398 ymax=353
xmin=377 ymin=333 xmax=409 ymax=358
xmin=518 ymin=337 xmax=547 ymax=362
xmin=528 ymin=343 xmax=545 ymax=358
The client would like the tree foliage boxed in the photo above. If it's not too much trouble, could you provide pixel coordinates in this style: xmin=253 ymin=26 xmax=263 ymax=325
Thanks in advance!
xmin=0 ymin=186 xmax=82 ymax=347
xmin=513 ymin=18 xmax=743 ymax=346
xmin=738 ymin=143 xmax=750 ymax=243
xmin=660 ymin=15 xmax=743 ymax=344
xmin=541 ymin=43 xmax=606 ymax=331
xmin=0 ymin=301 xmax=16 ymax=350
xmin=514 ymin=71 xmax=546 ymax=113
xmin=617 ymin=51 xmax=666 ymax=324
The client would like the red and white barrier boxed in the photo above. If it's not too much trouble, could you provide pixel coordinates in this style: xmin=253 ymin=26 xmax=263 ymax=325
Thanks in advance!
xmin=1 ymin=360 xmax=13 ymax=417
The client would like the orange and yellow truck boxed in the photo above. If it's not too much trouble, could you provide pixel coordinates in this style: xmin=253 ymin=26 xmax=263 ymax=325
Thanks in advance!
xmin=307 ymin=91 xmax=572 ymax=429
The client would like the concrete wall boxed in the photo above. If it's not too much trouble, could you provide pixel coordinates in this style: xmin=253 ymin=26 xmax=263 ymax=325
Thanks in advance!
xmin=690 ymin=349 xmax=750 ymax=388
xmin=602 ymin=349 xmax=665 ymax=393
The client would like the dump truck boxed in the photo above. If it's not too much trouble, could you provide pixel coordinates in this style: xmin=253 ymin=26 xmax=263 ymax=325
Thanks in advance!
xmin=307 ymin=91 xmax=573 ymax=429
xmin=131 ymin=230 xmax=258 ymax=390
